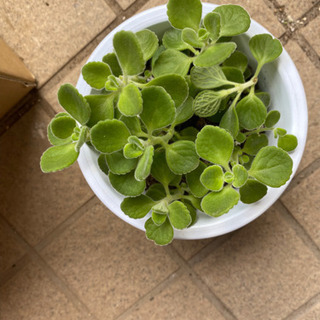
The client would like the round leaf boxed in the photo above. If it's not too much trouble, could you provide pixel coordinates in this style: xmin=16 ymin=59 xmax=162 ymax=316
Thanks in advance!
xmin=186 ymin=162 xmax=208 ymax=198
xmin=220 ymin=105 xmax=239 ymax=138
xmin=50 ymin=116 xmax=76 ymax=139
xmin=40 ymin=143 xmax=79 ymax=173
xmin=123 ymin=143 xmax=144 ymax=159
xmin=249 ymin=146 xmax=293 ymax=187
xmin=135 ymin=145 xmax=154 ymax=181
xmin=120 ymin=116 xmax=142 ymax=135
xmin=47 ymin=113 xmax=73 ymax=146
xmin=196 ymin=126 xmax=234 ymax=168
xmin=221 ymin=66 xmax=244 ymax=84
xmin=203 ymin=12 xmax=221 ymax=41
xmin=174 ymin=96 xmax=194 ymax=125
xmin=243 ymin=133 xmax=268 ymax=155
xmin=222 ymin=50 xmax=248 ymax=73
xmin=166 ymin=140 xmax=199 ymax=174
xmin=182 ymin=28 xmax=204 ymax=48
xmin=109 ymin=171 xmax=146 ymax=197
xmin=82 ymin=62 xmax=112 ymax=89
xmin=255 ymin=92 xmax=271 ymax=107
xmin=265 ymin=110 xmax=280 ymax=128
xmin=232 ymin=164 xmax=248 ymax=188
xmin=145 ymin=217 xmax=174 ymax=246
xmin=146 ymin=184 xmax=166 ymax=201
xmin=136 ymin=29 xmax=159 ymax=61
xmin=201 ymin=187 xmax=240 ymax=217
xmin=194 ymin=90 xmax=222 ymax=117
xmin=278 ymin=134 xmax=298 ymax=152
xmin=106 ymin=150 xmax=137 ymax=175
xmin=121 ymin=195 xmax=155 ymax=219
xmin=200 ymin=165 xmax=224 ymax=192
xmin=239 ymin=179 xmax=267 ymax=204
xmin=152 ymin=211 xmax=167 ymax=226
xmin=168 ymin=201 xmax=192 ymax=229
xmin=102 ymin=52 xmax=122 ymax=77
xmin=190 ymin=65 xmax=227 ymax=89
xmin=97 ymin=154 xmax=109 ymax=175
xmin=118 ymin=84 xmax=143 ymax=116
xmin=90 ymin=119 xmax=130 ymax=153
xmin=162 ymin=28 xmax=190 ymax=51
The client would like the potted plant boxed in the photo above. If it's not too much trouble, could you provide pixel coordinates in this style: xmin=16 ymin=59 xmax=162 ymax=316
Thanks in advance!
xmin=40 ymin=0 xmax=307 ymax=245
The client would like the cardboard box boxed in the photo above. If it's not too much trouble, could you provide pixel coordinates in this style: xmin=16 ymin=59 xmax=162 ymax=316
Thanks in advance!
xmin=0 ymin=38 xmax=37 ymax=119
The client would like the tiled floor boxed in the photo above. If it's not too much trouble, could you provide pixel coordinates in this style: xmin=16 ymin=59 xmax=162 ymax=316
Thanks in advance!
xmin=1 ymin=0 xmax=320 ymax=319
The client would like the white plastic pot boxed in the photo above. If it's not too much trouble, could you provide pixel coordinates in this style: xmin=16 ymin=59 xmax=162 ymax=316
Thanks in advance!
xmin=76 ymin=4 xmax=308 ymax=239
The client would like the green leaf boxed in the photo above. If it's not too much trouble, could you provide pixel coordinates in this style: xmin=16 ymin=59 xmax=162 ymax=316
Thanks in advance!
xmin=90 ymin=119 xmax=130 ymax=153
xmin=236 ymin=132 xmax=246 ymax=143
xmin=232 ymin=164 xmax=248 ymax=188
xmin=102 ymin=52 xmax=122 ymax=77
xmin=152 ymin=201 xmax=169 ymax=215
xmin=243 ymin=133 xmax=268 ymax=155
xmin=151 ymin=45 xmax=166 ymax=70
xmin=97 ymin=154 xmax=109 ymax=175
xmin=274 ymin=127 xmax=287 ymax=138
xmin=153 ymin=49 xmax=192 ymax=77
xmin=182 ymin=200 xmax=197 ymax=226
xmin=166 ymin=140 xmax=199 ymax=174
xmin=236 ymin=95 xmax=267 ymax=130
xmin=194 ymin=90 xmax=222 ymax=117
xmin=40 ymin=143 xmax=79 ymax=173
xmin=146 ymin=184 xmax=166 ymax=201
xmin=82 ymin=62 xmax=112 ymax=90
xmin=224 ymin=171 xmax=234 ymax=184
xmin=145 ymin=217 xmax=174 ymax=246
xmin=151 ymin=149 xmax=179 ymax=186
xmin=135 ymin=145 xmax=154 ymax=181
xmin=58 ymin=84 xmax=91 ymax=125
xmin=118 ymin=84 xmax=142 ymax=117
xmin=135 ymin=29 xmax=158 ymax=61
xmin=221 ymin=66 xmax=244 ymax=84
xmin=109 ymin=171 xmax=146 ymax=196
xmin=168 ymin=201 xmax=191 ymax=229
xmin=222 ymin=50 xmax=248 ymax=73
xmin=85 ymin=94 xmax=114 ymax=127
xmin=120 ymin=116 xmax=142 ymax=135
xmin=128 ymin=136 xmax=144 ymax=149
xmin=152 ymin=211 xmax=167 ymax=226
xmin=255 ymin=92 xmax=270 ymax=107
xmin=190 ymin=65 xmax=227 ymax=89
xmin=123 ymin=143 xmax=144 ymax=159
xmin=140 ymin=86 xmax=175 ymax=132
xmin=167 ymin=0 xmax=202 ymax=31
xmin=105 ymin=150 xmax=137 ymax=175
xmin=47 ymin=113 xmax=73 ymax=146
xmin=162 ymin=29 xmax=190 ymax=51
xmin=174 ymin=96 xmax=194 ymax=125
xmin=203 ymin=12 xmax=221 ymax=41
xmin=194 ymin=42 xmax=236 ymax=67
xmin=239 ymin=179 xmax=267 ymax=204
xmin=186 ymin=162 xmax=208 ymax=198
xmin=220 ymin=105 xmax=239 ymax=138
xmin=200 ymin=165 xmax=224 ymax=192
xmin=179 ymin=127 xmax=199 ymax=142
xmin=121 ymin=195 xmax=155 ymax=219
xmin=50 ymin=116 xmax=76 ymax=139
xmin=113 ymin=30 xmax=145 ymax=75
xmin=146 ymin=74 xmax=189 ymax=108
xmin=278 ymin=134 xmax=298 ymax=152
xmin=249 ymin=146 xmax=293 ymax=187
xmin=213 ymin=5 xmax=250 ymax=37
xmin=196 ymin=126 xmax=234 ymax=168
xmin=75 ymin=126 xmax=89 ymax=152
xmin=249 ymin=34 xmax=282 ymax=66
xmin=182 ymin=28 xmax=204 ymax=48
xmin=265 ymin=110 xmax=280 ymax=128
xmin=201 ymin=187 xmax=240 ymax=217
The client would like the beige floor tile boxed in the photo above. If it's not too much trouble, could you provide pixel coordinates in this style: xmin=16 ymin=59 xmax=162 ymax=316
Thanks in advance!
xmin=172 ymin=238 xmax=212 ymax=260
xmin=0 ymin=105 xmax=93 ymax=246
xmin=284 ymin=40 xmax=320 ymax=171
xmin=0 ymin=219 xmax=26 ymax=275
xmin=41 ymin=56 xmax=89 ymax=114
xmin=282 ymin=167 xmax=320 ymax=248
xmin=41 ymin=199 xmax=179 ymax=319
xmin=194 ymin=205 xmax=320 ymax=320
xmin=117 ymin=0 xmax=136 ymax=10
xmin=122 ymin=273 xmax=225 ymax=320
xmin=0 ymin=0 xmax=115 ymax=86
xmin=139 ymin=0 xmax=285 ymax=37
xmin=0 ymin=262 xmax=85 ymax=320
xmin=277 ymin=0 xmax=315 ymax=20
xmin=303 ymin=17 xmax=320 ymax=56
xmin=297 ymin=300 xmax=320 ymax=320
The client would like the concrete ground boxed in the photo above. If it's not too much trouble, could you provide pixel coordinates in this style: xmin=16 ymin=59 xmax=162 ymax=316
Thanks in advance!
xmin=0 ymin=0 xmax=320 ymax=319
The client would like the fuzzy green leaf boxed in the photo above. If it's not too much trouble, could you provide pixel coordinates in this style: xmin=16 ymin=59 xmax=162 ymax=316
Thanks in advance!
xmin=190 ymin=65 xmax=227 ymax=89
xmin=85 ymin=94 xmax=114 ymax=127
xmin=136 ymin=29 xmax=159 ymax=62
xmin=50 ymin=116 xmax=76 ymax=139
xmin=179 ymin=127 xmax=199 ymax=142
xmin=194 ymin=90 xmax=222 ymax=117
xmin=232 ymin=164 xmax=248 ymax=188
xmin=166 ymin=140 xmax=199 ymax=174
xmin=140 ymin=86 xmax=175 ymax=132
xmin=123 ymin=143 xmax=144 ymax=159
xmin=239 ymin=179 xmax=267 ymax=204
xmin=174 ymin=96 xmax=194 ymax=125
xmin=109 ymin=171 xmax=146 ymax=197
xmin=47 ymin=113 xmax=73 ymax=146
xmin=196 ymin=126 xmax=234 ymax=168
xmin=153 ymin=49 xmax=193 ymax=77
xmin=182 ymin=28 xmax=204 ymax=48
xmin=90 ymin=119 xmax=130 ymax=153
xmin=249 ymin=146 xmax=293 ymax=187
xmin=182 ymin=201 xmax=197 ymax=226
xmin=265 ymin=110 xmax=280 ymax=127
xmin=120 ymin=116 xmax=142 ymax=136
xmin=40 ymin=143 xmax=79 ymax=173
xmin=118 ymin=84 xmax=142 ymax=117
xmin=97 ymin=154 xmax=109 ymax=175
xmin=278 ymin=134 xmax=298 ymax=152
xmin=194 ymin=42 xmax=236 ymax=67
xmin=102 ymin=52 xmax=122 ymax=77
xmin=168 ymin=201 xmax=192 ymax=229
xmin=167 ymin=0 xmax=202 ymax=31
xmin=58 ymin=84 xmax=91 ymax=125
xmin=213 ymin=5 xmax=250 ymax=37
xmin=220 ymin=105 xmax=239 ymax=138
xmin=221 ymin=66 xmax=244 ymax=84
xmin=255 ymin=92 xmax=271 ymax=107
xmin=236 ymin=95 xmax=267 ymax=130
xmin=222 ymin=50 xmax=248 ymax=73
xmin=145 ymin=217 xmax=174 ymax=246
xmin=201 ymin=187 xmax=240 ymax=217
xmin=243 ymin=133 xmax=268 ymax=155
xmin=82 ymin=62 xmax=112 ymax=89
xmin=113 ymin=30 xmax=145 ymax=75
xmin=135 ymin=145 xmax=154 ymax=181
xmin=121 ymin=195 xmax=155 ymax=219
xmin=162 ymin=29 xmax=190 ymax=51
xmin=152 ymin=211 xmax=167 ymax=226
xmin=249 ymin=34 xmax=282 ymax=66
xmin=146 ymin=184 xmax=166 ymax=201
xmin=186 ymin=162 xmax=208 ymax=198
xmin=203 ymin=12 xmax=221 ymax=41
xmin=105 ymin=150 xmax=137 ymax=175
xmin=200 ymin=165 xmax=224 ymax=192
xmin=224 ymin=171 xmax=234 ymax=184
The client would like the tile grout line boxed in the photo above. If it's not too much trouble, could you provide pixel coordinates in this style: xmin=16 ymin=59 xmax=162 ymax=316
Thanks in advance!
xmin=276 ymin=200 xmax=320 ymax=260
xmin=284 ymin=291 xmax=320 ymax=320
